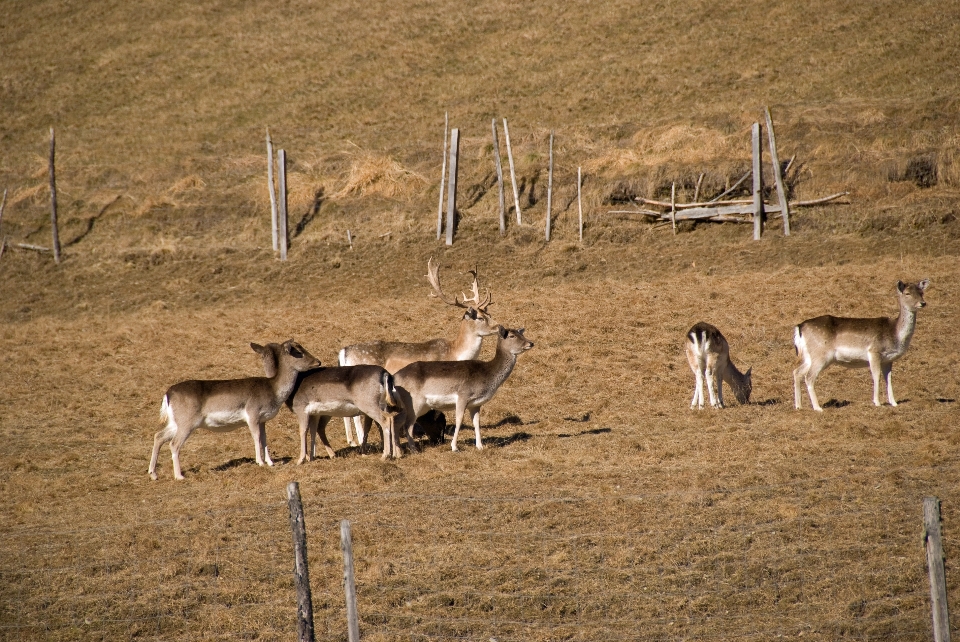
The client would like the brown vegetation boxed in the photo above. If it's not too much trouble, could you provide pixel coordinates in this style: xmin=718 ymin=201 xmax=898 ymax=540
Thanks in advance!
xmin=2 ymin=0 xmax=960 ymax=640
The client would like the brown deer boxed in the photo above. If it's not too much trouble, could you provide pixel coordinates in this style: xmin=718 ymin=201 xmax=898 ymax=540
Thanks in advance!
xmin=393 ymin=327 xmax=534 ymax=452
xmin=338 ymin=257 xmax=499 ymax=446
xmin=149 ymin=340 xmax=320 ymax=480
xmin=793 ymin=279 xmax=929 ymax=411
xmin=286 ymin=365 xmax=413 ymax=462
xmin=685 ymin=322 xmax=752 ymax=409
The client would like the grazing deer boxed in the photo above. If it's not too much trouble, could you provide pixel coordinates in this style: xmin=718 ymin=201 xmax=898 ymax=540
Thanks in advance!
xmin=149 ymin=340 xmax=320 ymax=480
xmin=393 ymin=326 xmax=534 ymax=452
xmin=286 ymin=365 xmax=413 ymax=462
xmin=338 ymin=257 xmax=499 ymax=446
xmin=793 ymin=279 xmax=929 ymax=411
xmin=685 ymin=322 xmax=752 ymax=409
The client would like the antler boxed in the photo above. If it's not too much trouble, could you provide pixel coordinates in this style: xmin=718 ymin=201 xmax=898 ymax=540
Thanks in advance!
xmin=463 ymin=267 xmax=493 ymax=312
xmin=426 ymin=258 xmax=493 ymax=311
xmin=426 ymin=257 xmax=466 ymax=308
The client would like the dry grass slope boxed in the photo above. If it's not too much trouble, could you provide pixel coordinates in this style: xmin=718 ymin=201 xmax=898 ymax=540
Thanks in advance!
xmin=1 ymin=0 xmax=960 ymax=640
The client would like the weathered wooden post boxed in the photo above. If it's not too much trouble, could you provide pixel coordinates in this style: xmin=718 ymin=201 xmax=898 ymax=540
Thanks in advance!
xmin=286 ymin=482 xmax=315 ymax=642
xmin=670 ymin=182 xmax=677 ymax=235
xmin=577 ymin=167 xmax=583 ymax=243
xmin=924 ymin=497 xmax=952 ymax=642
xmin=503 ymin=118 xmax=522 ymax=225
xmin=341 ymin=520 xmax=360 ymax=642
xmin=751 ymin=122 xmax=764 ymax=240
xmin=267 ymin=129 xmax=279 ymax=251
xmin=545 ymin=131 xmax=554 ymax=242
xmin=764 ymin=106 xmax=791 ymax=236
xmin=437 ymin=112 xmax=449 ymax=240
xmin=492 ymin=119 xmax=506 ymax=235
xmin=278 ymin=149 xmax=289 ymax=260
xmin=48 ymin=127 xmax=61 ymax=264
xmin=445 ymin=128 xmax=459 ymax=246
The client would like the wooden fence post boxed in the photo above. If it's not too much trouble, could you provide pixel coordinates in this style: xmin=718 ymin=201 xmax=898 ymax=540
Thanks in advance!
xmin=503 ymin=118 xmax=522 ymax=225
xmin=751 ymin=122 xmax=764 ymax=240
xmin=925 ymin=497 xmax=952 ymax=642
xmin=577 ymin=167 xmax=583 ymax=243
xmin=764 ymin=106 xmax=791 ymax=236
xmin=445 ymin=128 xmax=459 ymax=246
xmin=545 ymin=131 xmax=554 ymax=242
xmin=267 ymin=129 xmax=278 ymax=251
xmin=492 ymin=119 xmax=506 ymax=235
xmin=437 ymin=112 xmax=449 ymax=240
xmin=278 ymin=149 xmax=288 ymax=260
xmin=287 ymin=482 xmax=315 ymax=642
xmin=0 ymin=188 xmax=6 ymax=261
xmin=48 ymin=127 xmax=61 ymax=264
xmin=341 ymin=520 xmax=360 ymax=642
xmin=670 ymin=182 xmax=677 ymax=234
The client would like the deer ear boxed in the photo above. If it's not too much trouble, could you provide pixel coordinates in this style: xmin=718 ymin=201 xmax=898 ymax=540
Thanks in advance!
xmin=897 ymin=280 xmax=906 ymax=292
xmin=918 ymin=279 xmax=930 ymax=291
xmin=499 ymin=326 xmax=508 ymax=338
xmin=252 ymin=343 xmax=279 ymax=377
xmin=517 ymin=328 xmax=525 ymax=335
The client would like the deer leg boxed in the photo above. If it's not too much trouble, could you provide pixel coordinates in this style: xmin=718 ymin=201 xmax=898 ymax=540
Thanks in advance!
xmin=342 ymin=417 xmax=358 ymax=448
xmin=704 ymin=365 xmax=719 ymax=409
xmin=793 ymin=361 xmax=808 ymax=410
xmin=470 ymin=407 xmax=483 ymax=450
xmin=882 ymin=362 xmax=897 ymax=406
xmin=691 ymin=367 xmax=704 ymax=409
xmin=150 ymin=420 xmax=177 ymax=481
xmin=296 ymin=413 xmax=313 ymax=464
xmin=354 ymin=416 xmax=367 ymax=447
xmin=867 ymin=353 xmax=883 ymax=406
xmin=802 ymin=359 xmax=827 ymax=412
xmin=315 ymin=416 xmax=336 ymax=459
xmin=169 ymin=422 xmax=196 ymax=481
xmin=450 ymin=400 xmax=467 ymax=452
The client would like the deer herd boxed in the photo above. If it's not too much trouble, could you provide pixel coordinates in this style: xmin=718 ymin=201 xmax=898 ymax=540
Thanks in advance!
xmin=149 ymin=258 xmax=930 ymax=480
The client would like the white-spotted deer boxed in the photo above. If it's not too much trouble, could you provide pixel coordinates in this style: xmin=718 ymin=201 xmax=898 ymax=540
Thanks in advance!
xmin=685 ymin=322 xmax=752 ymax=409
xmin=286 ymin=365 xmax=414 ymax=462
xmin=149 ymin=340 xmax=320 ymax=480
xmin=393 ymin=327 xmax=534 ymax=452
xmin=793 ymin=279 xmax=929 ymax=411
xmin=338 ymin=257 xmax=499 ymax=446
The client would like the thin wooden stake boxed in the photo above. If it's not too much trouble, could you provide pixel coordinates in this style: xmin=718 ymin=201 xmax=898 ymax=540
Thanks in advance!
xmin=437 ymin=112 xmax=449 ymax=240
xmin=48 ymin=127 xmax=61 ymax=264
xmin=341 ymin=520 xmax=360 ymax=642
xmin=545 ymin=132 xmax=554 ymax=242
xmin=503 ymin=118 xmax=522 ymax=225
xmin=577 ymin=167 xmax=583 ymax=243
xmin=670 ymin=182 xmax=677 ymax=234
xmin=287 ymin=482 xmax=316 ymax=642
xmin=492 ymin=119 xmax=506 ymax=235
xmin=278 ymin=149 xmax=288 ymax=260
xmin=267 ymin=129 xmax=278 ymax=251
xmin=347 ymin=229 xmax=353 ymax=249
xmin=0 ymin=189 xmax=7 ymax=234
xmin=764 ymin=106 xmax=791 ymax=236
xmin=693 ymin=173 xmax=704 ymax=202
xmin=445 ymin=128 xmax=459 ymax=246
xmin=925 ymin=497 xmax=952 ymax=642
xmin=751 ymin=123 xmax=764 ymax=241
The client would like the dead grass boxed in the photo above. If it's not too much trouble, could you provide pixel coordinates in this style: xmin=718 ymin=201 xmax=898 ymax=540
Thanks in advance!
xmin=2 ymin=0 xmax=960 ymax=639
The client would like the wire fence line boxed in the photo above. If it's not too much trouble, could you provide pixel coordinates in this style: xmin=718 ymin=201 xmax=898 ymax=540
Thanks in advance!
xmin=0 ymin=479 xmax=935 ymax=641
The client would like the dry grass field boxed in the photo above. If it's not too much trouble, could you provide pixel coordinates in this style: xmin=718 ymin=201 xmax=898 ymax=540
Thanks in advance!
xmin=2 ymin=0 xmax=960 ymax=640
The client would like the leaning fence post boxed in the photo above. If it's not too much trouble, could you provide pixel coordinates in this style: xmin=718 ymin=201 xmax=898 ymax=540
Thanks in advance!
xmin=437 ymin=112 xmax=449 ymax=240
xmin=751 ymin=122 xmax=764 ymax=240
xmin=577 ymin=167 xmax=583 ymax=243
xmin=287 ymin=482 xmax=315 ymax=642
xmin=503 ymin=118 xmax=522 ymax=225
xmin=278 ymin=149 xmax=289 ymax=260
xmin=924 ymin=497 xmax=952 ymax=642
xmin=48 ymin=127 xmax=61 ymax=264
xmin=545 ymin=131 xmax=554 ymax=242
xmin=267 ymin=129 xmax=279 ymax=251
xmin=764 ymin=106 xmax=790 ymax=236
xmin=445 ymin=128 xmax=459 ymax=246
xmin=341 ymin=520 xmax=360 ymax=642
xmin=492 ymin=119 xmax=506 ymax=235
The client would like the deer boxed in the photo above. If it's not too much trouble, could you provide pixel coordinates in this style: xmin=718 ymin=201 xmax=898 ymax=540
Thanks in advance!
xmin=793 ymin=279 xmax=929 ymax=411
xmin=148 ymin=339 xmax=320 ymax=480
xmin=685 ymin=322 xmax=752 ymax=409
xmin=286 ymin=365 xmax=414 ymax=463
xmin=392 ymin=326 xmax=534 ymax=452
xmin=337 ymin=257 xmax=500 ymax=447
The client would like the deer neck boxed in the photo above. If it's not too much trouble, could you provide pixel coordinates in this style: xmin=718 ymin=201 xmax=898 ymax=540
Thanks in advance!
xmin=448 ymin=319 xmax=485 ymax=361
xmin=482 ymin=341 xmax=519 ymax=390
xmin=892 ymin=302 xmax=919 ymax=355
xmin=271 ymin=364 xmax=303 ymax=405
xmin=722 ymin=359 xmax=751 ymax=404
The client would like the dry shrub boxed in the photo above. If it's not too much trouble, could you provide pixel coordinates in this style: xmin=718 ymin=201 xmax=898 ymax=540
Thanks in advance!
xmin=333 ymin=148 xmax=427 ymax=200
